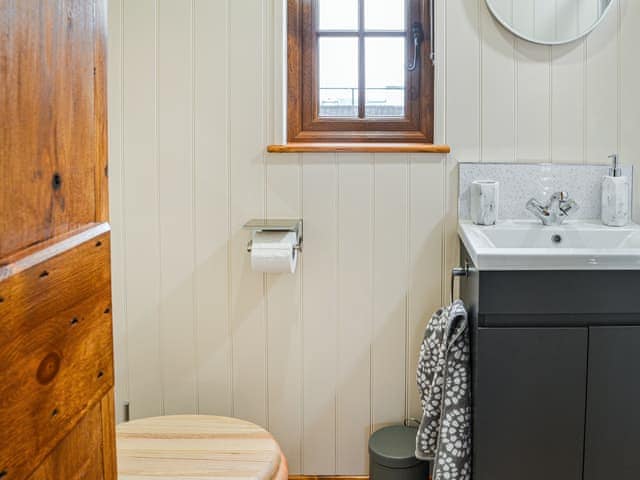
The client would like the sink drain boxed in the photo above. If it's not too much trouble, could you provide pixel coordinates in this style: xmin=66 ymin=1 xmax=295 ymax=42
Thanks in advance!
xmin=551 ymin=234 xmax=562 ymax=244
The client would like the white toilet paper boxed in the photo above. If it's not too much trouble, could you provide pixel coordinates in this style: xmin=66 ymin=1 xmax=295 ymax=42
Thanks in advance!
xmin=250 ymin=231 xmax=298 ymax=273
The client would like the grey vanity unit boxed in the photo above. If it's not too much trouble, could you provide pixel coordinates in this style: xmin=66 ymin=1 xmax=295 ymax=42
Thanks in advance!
xmin=459 ymin=244 xmax=640 ymax=480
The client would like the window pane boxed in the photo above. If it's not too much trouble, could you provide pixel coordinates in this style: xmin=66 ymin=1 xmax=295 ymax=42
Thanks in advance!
xmin=319 ymin=37 xmax=359 ymax=118
xmin=318 ymin=0 xmax=358 ymax=31
xmin=364 ymin=0 xmax=405 ymax=31
xmin=365 ymin=37 xmax=405 ymax=118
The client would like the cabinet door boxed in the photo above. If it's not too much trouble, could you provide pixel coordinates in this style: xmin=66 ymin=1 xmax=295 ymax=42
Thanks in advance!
xmin=584 ymin=327 xmax=640 ymax=480
xmin=474 ymin=328 xmax=588 ymax=480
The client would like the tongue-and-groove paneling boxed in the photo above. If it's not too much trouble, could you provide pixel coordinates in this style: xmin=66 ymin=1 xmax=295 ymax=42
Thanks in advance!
xmin=108 ymin=0 xmax=640 ymax=474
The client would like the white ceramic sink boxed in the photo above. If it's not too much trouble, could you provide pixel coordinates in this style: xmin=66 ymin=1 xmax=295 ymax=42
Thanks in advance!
xmin=459 ymin=220 xmax=640 ymax=270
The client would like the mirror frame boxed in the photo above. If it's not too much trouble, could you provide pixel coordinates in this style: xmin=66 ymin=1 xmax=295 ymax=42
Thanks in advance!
xmin=485 ymin=0 xmax=615 ymax=46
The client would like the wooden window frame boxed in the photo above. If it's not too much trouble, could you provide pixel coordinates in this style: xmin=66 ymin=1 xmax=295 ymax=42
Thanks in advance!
xmin=287 ymin=0 xmax=434 ymax=144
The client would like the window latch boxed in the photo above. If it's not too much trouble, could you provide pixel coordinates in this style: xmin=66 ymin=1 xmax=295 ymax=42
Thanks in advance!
xmin=407 ymin=22 xmax=424 ymax=72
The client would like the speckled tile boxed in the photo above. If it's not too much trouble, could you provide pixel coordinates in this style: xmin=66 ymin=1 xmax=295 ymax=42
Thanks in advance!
xmin=459 ymin=163 xmax=634 ymax=221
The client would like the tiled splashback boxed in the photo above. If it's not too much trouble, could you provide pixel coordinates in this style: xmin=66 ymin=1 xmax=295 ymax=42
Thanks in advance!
xmin=459 ymin=163 xmax=634 ymax=220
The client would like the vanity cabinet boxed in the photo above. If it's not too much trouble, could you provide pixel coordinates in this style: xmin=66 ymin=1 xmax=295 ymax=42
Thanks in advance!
xmin=460 ymin=245 xmax=640 ymax=480
xmin=584 ymin=327 xmax=640 ymax=480
xmin=473 ymin=328 xmax=588 ymax=480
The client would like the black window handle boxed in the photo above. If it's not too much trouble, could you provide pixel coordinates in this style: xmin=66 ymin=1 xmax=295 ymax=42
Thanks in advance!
xmin=407 ymin=22 xmax=424 ymax=71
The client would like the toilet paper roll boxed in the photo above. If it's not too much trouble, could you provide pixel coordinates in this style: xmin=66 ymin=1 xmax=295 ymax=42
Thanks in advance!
xmin=250 ymin=231 xmax=298 ymax=273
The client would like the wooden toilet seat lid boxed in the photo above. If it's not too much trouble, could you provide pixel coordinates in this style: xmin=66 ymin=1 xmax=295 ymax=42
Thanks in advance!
xmin=116 ymin=415 xmax=287 ymax=480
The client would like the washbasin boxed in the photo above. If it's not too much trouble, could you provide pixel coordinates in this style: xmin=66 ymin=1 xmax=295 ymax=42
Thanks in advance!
xmin=459 ymin=220 xmax=640 ymax=270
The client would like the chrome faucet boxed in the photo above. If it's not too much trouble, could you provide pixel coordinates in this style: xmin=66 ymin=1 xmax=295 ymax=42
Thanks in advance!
xmin=526 ymin=192 xmax=579 ymax=226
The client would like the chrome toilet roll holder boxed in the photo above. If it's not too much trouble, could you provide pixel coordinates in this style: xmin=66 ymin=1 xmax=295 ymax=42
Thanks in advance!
xmin=243 ymin=219 xmax=303 ymax=253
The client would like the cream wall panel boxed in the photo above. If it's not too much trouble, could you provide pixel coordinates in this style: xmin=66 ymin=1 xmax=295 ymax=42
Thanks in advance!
xmin=442 ymin=0 xmax=479 ymax=307
xmin=481 ymin=2 xmax=516 ymax=163
xmin=157 ymin=0 xmax=197 ymax=415
xmin=265 ymin=153 xmax=303 ymax=473
xmin=551 ymin=42 xmax=586 ymax=163
xmin=432 ymin=0 xmax=447 ymax=145
xmin=445 ymin=0 xmax=481 ymax=163
xmin=336 ymin=155 xmax=374 ymax=474
xmin=109 ymin=0 xmax=639 ymax=474
xmin=301 ymin=154 xmax=339 ymax=474
xmin=371 ymin=156 xmax=409 ymax=431
xmin=407 ymin=156 xmax=445 ymax=419
xmin=193 ymin=0 xmax=232 ymax=416
xmin=107 ymin=0 xmax=129 ymax=424
xmin=619 ymin=0 xmax=640 ymax=223
xmin=228 ymin=0 xmax=267 ymax=426
xmin=585 ymin=0 xmax=619 ymax=164
xmin=121 ymin=0 xmax=163 ymax=419
xmin=516 ymin=39 xmax=551 ymax=162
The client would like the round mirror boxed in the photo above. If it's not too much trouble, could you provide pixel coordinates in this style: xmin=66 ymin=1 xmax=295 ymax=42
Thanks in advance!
xmin=485 ymin=0 xmax=614 ymax=45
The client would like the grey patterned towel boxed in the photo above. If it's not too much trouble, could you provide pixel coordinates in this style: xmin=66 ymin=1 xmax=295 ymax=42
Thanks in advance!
xmin=415 ymin=300 xmax=471 ymax=480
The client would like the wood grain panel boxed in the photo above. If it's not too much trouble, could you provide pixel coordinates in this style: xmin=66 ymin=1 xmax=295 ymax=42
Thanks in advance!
xmin=29 ymin=400 xmax=106 ymax=480
xmin=0 ymin=228 xmax=111 ymax=341
xmin=101 ymin=390 xmax=118 ymax=480
xmin=116 ymin=415 xmax=284 ymax=480
xmin=267 ymin=144 xmax=451 ymax=153
xmin=0 ymin=0 xmax=98 ymax=258
xmin=0 ymin=258 xmax=113 ymax=479
xmin=94 ymin=0 xmax=109 ymax=223
xmin=157 ymin=0 xmax=197 ymax=415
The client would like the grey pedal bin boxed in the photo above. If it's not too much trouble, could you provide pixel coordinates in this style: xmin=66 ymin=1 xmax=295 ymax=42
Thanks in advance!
xmin=369 ymin=425 xmax=429 ymax=480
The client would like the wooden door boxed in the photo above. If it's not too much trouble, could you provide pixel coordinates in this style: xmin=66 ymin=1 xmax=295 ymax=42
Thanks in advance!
xmin=0 ymin=1 xmax=115 ymax=479
xmin=473 ymin=327 xmax=588 ymax=480
xmin=584 ymin=326 xmax=640 ymax=480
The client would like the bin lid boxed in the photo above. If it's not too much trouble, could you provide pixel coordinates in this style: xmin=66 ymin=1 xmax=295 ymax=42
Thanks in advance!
xmin=368 ymin=425 xmax=423 ymax=469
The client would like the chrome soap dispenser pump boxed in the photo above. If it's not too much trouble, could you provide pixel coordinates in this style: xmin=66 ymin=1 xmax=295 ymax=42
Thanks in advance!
xmin=601 ymin=153 xmax=630 ymax=227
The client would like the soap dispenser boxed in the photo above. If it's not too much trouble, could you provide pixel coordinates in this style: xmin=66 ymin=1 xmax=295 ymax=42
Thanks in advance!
xmin=601 ymin=153 xmax=630 ymax=227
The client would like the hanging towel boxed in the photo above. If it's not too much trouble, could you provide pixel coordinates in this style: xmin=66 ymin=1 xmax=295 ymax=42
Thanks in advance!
xmin=415 ymin=300 xmax=472 ymax=480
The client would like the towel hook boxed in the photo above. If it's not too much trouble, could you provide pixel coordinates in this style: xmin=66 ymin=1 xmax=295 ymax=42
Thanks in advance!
xmin=450 ymin=263 xmax=469 ymax=304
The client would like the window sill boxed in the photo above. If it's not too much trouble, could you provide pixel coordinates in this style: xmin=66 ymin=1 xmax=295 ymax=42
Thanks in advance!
xmin=266 ymin=143 xmax=451 ymax=154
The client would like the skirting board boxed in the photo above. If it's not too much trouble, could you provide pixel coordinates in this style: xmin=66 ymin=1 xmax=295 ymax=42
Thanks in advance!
xmin=289 ymin=477 xmax=368 ymax=480
xmin=289 ymin=477 xmax=431 ymax=480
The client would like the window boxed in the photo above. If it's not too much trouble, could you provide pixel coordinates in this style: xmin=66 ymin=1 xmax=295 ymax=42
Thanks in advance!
xmin=287 ymin=0 xmax=434 ymax=144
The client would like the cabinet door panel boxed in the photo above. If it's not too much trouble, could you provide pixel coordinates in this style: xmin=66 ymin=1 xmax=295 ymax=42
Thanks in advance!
xmin=474 ymin=328 xmax=588 ymax=480
xmin=584 ymin=327 xmax=640 ymax=480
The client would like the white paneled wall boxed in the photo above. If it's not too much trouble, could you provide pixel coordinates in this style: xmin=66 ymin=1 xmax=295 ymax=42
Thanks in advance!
xmin=108 ymin=0 xmax=640 ymax=474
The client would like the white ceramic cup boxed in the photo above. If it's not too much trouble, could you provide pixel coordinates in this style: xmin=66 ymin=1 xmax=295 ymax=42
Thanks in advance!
xmin=470 ymin=180 xmax=499 ymax=225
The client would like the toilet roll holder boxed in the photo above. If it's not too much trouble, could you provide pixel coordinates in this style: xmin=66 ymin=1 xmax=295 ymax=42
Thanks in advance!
xmin=243 ymin=219 xmax=303 ymax=253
